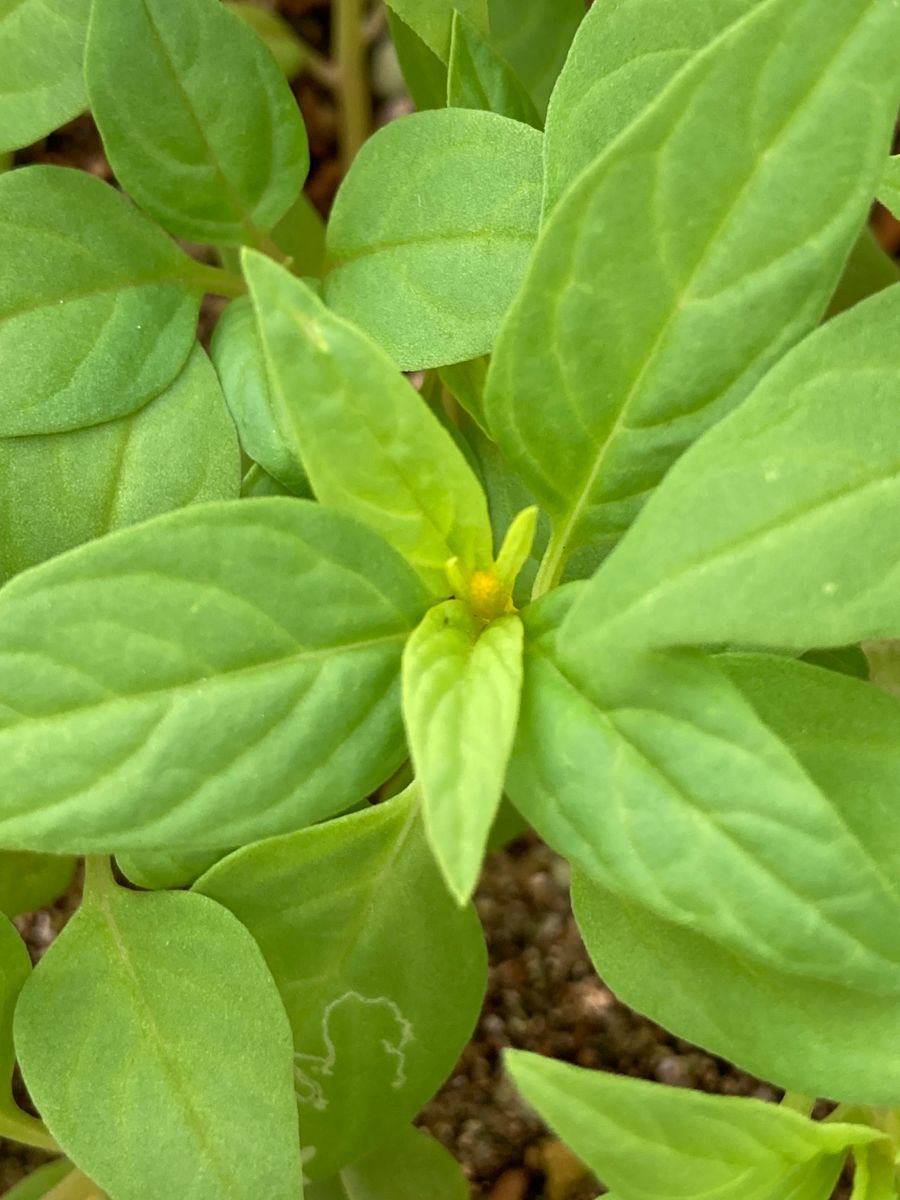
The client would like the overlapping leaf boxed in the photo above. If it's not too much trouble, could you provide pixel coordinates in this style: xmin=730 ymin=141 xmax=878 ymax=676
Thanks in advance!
xmin=324 ymin=109 xmax=543 ymax=369
xmin=0 ymin=852 xmax=75 ymax=918
xmin=447 ymin=12 xmax=539 ymax=127
xmin=0 ymin=345 xmax=240 ymax=584
xmin=382 ymin=0 xmax=487 ymax=62
xmin=244 ymin=253 xmax=493 ymax=594
xmin=196 ymin=789 xmax=487 ymax=1179
xmin=488 ymin=0 xmax=583 ymax=116
xmin=486 ymin=0 xmax=900 ymax=590
xmin=15 ymin=871 xmax=302 ymax=1200
xmin=0 ymin=499 xmax=429 ymax=852
xmin=86 ymin=0 xmax=308 ymax=245
xmin=0 ymin=167 xmax=200 ymax=436
xmin=561 ymin=285 xmax=900 ymax=656
xmin=306 ymin=1127 xmax=469 ymax=1200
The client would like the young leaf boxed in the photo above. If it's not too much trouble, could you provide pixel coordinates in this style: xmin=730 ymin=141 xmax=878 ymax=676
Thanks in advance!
xmin=0 ymin=166 xmax=200 ymax=436
xmin=85 ymin=0 xmax=309 ymax=246
xmin=571 ymin=652 xmax=900 ymax=1104
xmin=306 ymin=1126 xmax=469 ymax=1200
xmin=195 ymin=788 xmax=487 ymax=1179
xmin=877 ymin=155 xmax=900 ymax=219
xmin=507 ymin=593 xmax=900 ymax=994
xmin=488 ymin=0 xmax=583 ymax=116
xmin=0 ymin=853 xmax=75 ymax=918
xmin=0 ymin=0 xmax=91 ymax=153
xmin=385 ymin=10 xmax=447 ymax=111
xmin=506 ymin=1051 xmax=882 ymax=1200
xmin=2 ymin=1160 xmax=75 ymax=1200
xmin=243 ymin=252 xmax=494 ymax=594
xmin=0 ymin=498 xmax=429 ymax=853
xmin=324 ymin=109 xmax=543 ymax=369
xmin=486 ymin=0 xmax=900 ymax=590
xmin=15 ymin=865 xmax=302 ymax=1200
xmin=383 ymin=0 xmax=488 ymax=62
xmin=561 ymin=284 xmax=900 ymax=657
xmin=542 ymin=0 xmax=754 ymax=213
xmin=403 ymin=601 xmax=523 ymax=901
xmin=447 ymin=12 xmax=540 ymax=128
xmin=0 ymin=344 xmax=240 ymax=584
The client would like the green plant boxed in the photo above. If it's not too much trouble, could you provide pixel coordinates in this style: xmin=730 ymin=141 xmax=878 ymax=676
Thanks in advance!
xmin=3 ymin=0 xmax=900 ymax=1197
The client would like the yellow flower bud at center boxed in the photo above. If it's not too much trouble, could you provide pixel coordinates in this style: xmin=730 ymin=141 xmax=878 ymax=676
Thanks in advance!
xmin=467 ymin=569 xmax=511 ymax=621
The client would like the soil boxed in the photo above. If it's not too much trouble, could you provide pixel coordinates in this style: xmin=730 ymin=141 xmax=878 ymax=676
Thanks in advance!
xmin=2 ymin=2 xmax=897 ymax=1196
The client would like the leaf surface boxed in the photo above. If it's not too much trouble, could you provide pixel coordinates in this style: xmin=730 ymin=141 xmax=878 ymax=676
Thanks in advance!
xmin=488 ymin=0 xmax=583 ymax=115
xmin=0 ymin=166 xmax=199 ymax=436
xmin=196 ymin=789 xmax=487 ymax=1179
xmin=383 ymin=0 xmax=487 ymax=61
xmin=877 ymin=155 xmax=900 ymax=219
xmin=324 ymin=109 xmax=543 ymax=369
xmin=561 ymin=285 xmax=900 ymax=655
xmin=0 ymin=345 xmax=240 ymax=584
xmin=403 ymin=601 xmax=523 ymax=901
xmin=244 ymin=254 xmax=493 ymax=593
xmin=506 ymin=1051 xmax=880 ymax=1200
xmin=447 ymin=12 xmax=540 ymax=127
xmin=486 ymin=0 xmax=900 ymax=587
xmin=0 ymin=0 xmax=90 ymax=152
xmin=15 ymin=873 xmax=302 ymax=1200
xmin=0 ymin=498 xmax=429 ymax=852
xmin=0 ymin=852 xmax=75 ymax=917
xmin=0 ymin=915 xmax=31 ymax=1125
xmin=2 ymin=1160 xmax=75 ymax=1200
xmin=85 ymin=0 xmax=308 ymax=244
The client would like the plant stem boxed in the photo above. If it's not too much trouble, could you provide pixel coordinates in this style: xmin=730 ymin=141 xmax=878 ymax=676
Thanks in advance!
xmin=334 ymin=0 xmax=371 ymax=171
xmin=531 ymin=532 xmax=566 ymax=600
xmin=0 ymin=1109 xmax=59 ymax=1153
xmin=44 ymin=1169 xmax=105 ymax=1200
xmin=180 ymin=262 xmax=247 ymax=299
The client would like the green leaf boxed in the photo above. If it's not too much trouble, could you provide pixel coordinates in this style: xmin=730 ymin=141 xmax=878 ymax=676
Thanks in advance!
xmin=2 ymin=1160 xmax=75 ymax=1200
xmin=243 ymin=252 xmax=493 ymax=594
xmin=383 ymin=0 xmax=488 ymax=62
xmin=0 ymin=498 xmax=429 ymax=853
xmin=486 ymin=0 xmax=900 ymax=591
xmin=570 ymin=652 xmax=900 ymax=1104
xmin=438 ymin=357 xmax=489 ymax=433
xmin=324 ymin=109 xmax=543 ymax=370
xmin=508 ymin=594 xmax=900 ymax=994
xmin=488 ymin=0 xmax=582 ymax=115
xmin=0 ymin=852 xmax=75 ymax=917
xmin=386 ymin=10 xmax=447 ymax=111
xmin=0 ymin=0 xmax=91 ymax=153
xmin=116 ymin=847 xmax=224 ymax=891
xmin=223 ymin=2 xmax=308 ymax=78
xmin=195 ymin=788 xmax=487 ymax=1179
xmin=826 ymin=227 xmax=899 ymax=318
xmin=85 ymin=0 xmax=309 ymax=245
xmin=561 ymin=284 xmax=900 ymax=657
xmin=0 ymin=166 xmax=200 ymax=437
xmin=0 ymin=915 xmax=32 ymax=1123
xmin=542 ymin=0 xmax=755 ymax=214
xmin=877 ymin=155 xmax=900 ymax=219
xmin=0 ymin=345 xmax=240 ymax=585
xmin=241 ymin=462 xmax=310 ymax=499
xmin=305 ymin=1126 xmax=468 ymax=1200
xmin=850 ymin=1143 xmax=897 ymax=1200
xmin=447 ymin=12 xmax=540 ymax=127
xmin=15 ymin=864 xmax=302 ymax=1200
xmin=272 ymin=192 xmax=327 ymax=277
xmin=403 ymin=601 xmax=522 ymax=901
xmin=506 ymin=1051 xmax=881 ymax=1200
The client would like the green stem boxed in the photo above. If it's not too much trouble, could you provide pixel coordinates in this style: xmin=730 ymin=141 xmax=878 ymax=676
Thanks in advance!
xmin=334 ymin=0 xmax=371 ymax=171
xmin=531 ymin=531 xmax=567 ymax=600
xmin=180 ymin=262 xmax=247 ymax=299
xmin=44 ymin=1169 xmax=105 ymax=1200
xmin=0 ymin=1108 xmax=59 ymax=1153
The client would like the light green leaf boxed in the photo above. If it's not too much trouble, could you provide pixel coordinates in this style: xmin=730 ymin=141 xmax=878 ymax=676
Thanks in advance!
xmin=542 ymin=0 xmax=754 ymax=214
xmin=0 ymin=0 xmax=90 ymax=153
xmin=309 ymin=1126 xmax=468 ymax=1200
xmin=116 ymin=847 xmax=224 ymax=891
xmin=403 ymin=601 xmax=522 ymax=901
xmin=506 ymin=1051 xmax=881 ymax=1200
xmin=244 ymin=252 xmax=493 ymax=594
xmin=0 ymin=166 xmax=200 ymax=436
xmin=85 ymin=0 xmax=309 ymax=245
xmin=223 ymin=2 xmax=307 ymax=78
xmin=438 ymin=357 xmax=489 ymax=433
xmin=488 ymin=0 xmax=583 ymax=115
xmin=15 ymin=864 xmax=302 ymax=1200
xmin=486 ymin=0 xmax=900 ymax=591
xmin=324 ymin=109 xmax=543 ymax=370
xmin=850 ymin=1143 xmax=897 ymax=1200
xmin=386 ymin=10 xmax=447 ymax=111
xmin=570 ymin=652 xmax=900 ymax=1104
xmin=0 ymin=852 xmax=75 ymax=917
xmin=195 ymin=788 xmax=487 ymax=1179
xmin=383 ymin=0 xmax=488 ymax=62
xmin=448 ymin=12 xmax=540 ymax=127
xmin=826 ymin=227 xmax=899 ymax=318
xmin=0 ymin=915 xmax=34 ymax=1131
xmin=240 ymin=462 xmax=310 ymax=499
xmin=0 ymin=345 xmax=240 ymax=584
xmin=0 ymin=498 xmax=429 ymax=853
xmin=508 ymin=593 xmax=900 ymax=994
xmin=561 ymin=284 xmax=900 ymax=657
xmin=2 ymin=1159 xmax=75 ymax=1200
xmin=877 ymin=155 xmax=900 ymax=219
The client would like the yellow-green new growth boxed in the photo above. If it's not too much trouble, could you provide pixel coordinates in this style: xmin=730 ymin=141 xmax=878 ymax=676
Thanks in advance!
xmin=445 ymin=505 xmax=538 ymax=622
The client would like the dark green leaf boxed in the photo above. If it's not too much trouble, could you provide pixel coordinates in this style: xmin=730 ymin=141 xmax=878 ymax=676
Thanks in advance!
xmin=447 ymin=12 xmax=540 ymax=127
xmin=488 ymin=0 xmax=583 ymax=115
xmin=386 ymin=10 xmax=447 ymax=111
xmin=0 ymin=852 xmax=75 ymax=917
